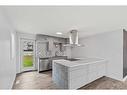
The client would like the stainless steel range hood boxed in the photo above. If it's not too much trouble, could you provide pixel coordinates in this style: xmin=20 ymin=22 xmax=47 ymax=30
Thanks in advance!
xmin=64 ymin=30 xmax=84 ymax=47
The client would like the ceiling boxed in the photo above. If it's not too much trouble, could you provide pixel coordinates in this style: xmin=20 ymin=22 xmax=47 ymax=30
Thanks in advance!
xmin=3 ymin=6 xmax=127 ymax=38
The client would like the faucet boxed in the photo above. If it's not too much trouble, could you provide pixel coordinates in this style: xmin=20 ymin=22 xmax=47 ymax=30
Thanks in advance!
xmin=55 ymin=51 xmax=59 ymax=56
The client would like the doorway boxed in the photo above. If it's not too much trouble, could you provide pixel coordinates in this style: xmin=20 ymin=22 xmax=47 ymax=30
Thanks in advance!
xmin=20 ymin=38 xmax=35 ymax=72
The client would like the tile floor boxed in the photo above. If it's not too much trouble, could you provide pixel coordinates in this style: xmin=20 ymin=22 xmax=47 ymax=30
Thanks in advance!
xmin=13 ymin=71 xmax=127 ymax=89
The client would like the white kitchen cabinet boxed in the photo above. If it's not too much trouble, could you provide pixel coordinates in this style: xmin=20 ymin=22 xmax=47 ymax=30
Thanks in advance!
xmin=48 ymin=40 xmax=53 ymax=51
xmin=68 ymin=65 xmax=89 ymax=89
xmin=88 ymin=62 xmax=106 ymax=83
xmin=88 ymin=63 xmax=99 ymax=82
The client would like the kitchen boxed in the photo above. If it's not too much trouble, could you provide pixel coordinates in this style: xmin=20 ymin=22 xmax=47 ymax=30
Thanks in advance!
xmin=35 ymin=30 xmax=107 ymax=89
xmin=1 ymin=6 xmax=127 ymax=90
xmin=13 ymin=29 xmax=108 ymax=89
xmin=1 ymin=1 xmax=127 ymax=95
xmin=36 ymin=33 xmax=70 ymax=72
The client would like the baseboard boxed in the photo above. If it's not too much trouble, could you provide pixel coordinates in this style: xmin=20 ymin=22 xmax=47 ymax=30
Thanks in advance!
xmin=123 ymin=75 xmax=127 ymax=81
xmin=106 ymin=75 xmax=123 ymax=82
xmin=17 ymin=70 xmax=37 ymax=75
xmin=11 ymin=74 xmax=16 ymax=89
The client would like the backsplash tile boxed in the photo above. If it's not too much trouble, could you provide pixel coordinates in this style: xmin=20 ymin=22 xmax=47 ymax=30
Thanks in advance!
xmin=36 ymin=34 xmax=69 ymax=58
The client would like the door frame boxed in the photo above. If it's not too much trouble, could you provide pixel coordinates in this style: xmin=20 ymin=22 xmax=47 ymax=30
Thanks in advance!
xmin=20 ymin=38 xmax=36 ymax=72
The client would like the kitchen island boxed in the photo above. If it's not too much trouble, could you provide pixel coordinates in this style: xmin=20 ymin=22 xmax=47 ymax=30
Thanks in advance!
xmin=52 ymin=58 xmax=108 ymax=89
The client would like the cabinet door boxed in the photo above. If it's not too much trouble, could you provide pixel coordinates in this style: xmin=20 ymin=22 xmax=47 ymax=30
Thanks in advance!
xmin=88 ymin=62 xmax=106 ymax=83
xmin=48 ymin=40 xmax=53 ymax=51
xmin=69 ymin=66 xmax=88 ymax=89
xmin=88 ymin=63 xmax=99 ymax=83
xmin=88 ymin=63 xmax=98 ymax=83
xmin=97 ymin=63 xmax=106 ymax=78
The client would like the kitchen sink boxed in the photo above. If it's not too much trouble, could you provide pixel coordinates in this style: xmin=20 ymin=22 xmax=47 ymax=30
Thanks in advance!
xmin=66 ymin=58 xmax=80 ymax=61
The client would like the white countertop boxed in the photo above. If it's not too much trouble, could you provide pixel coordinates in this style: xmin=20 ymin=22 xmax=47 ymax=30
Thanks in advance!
xmin=53 ymin=58 xmax=107 ymax=68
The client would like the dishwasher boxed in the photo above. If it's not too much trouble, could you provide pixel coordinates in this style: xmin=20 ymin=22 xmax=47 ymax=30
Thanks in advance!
xmin=38 ymin=58 xmax=52 ymax=72
xmin=38 ymin=56 xmax=67 ymax=72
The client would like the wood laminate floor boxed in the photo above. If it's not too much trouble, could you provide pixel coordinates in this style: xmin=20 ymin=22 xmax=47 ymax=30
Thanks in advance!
xmin=13 ymin=71 xmax=127 ymax=89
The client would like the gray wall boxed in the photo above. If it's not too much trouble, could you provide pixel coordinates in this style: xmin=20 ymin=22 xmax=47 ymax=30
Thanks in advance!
xmin=71 ymin=30 xmax=123 ymax=81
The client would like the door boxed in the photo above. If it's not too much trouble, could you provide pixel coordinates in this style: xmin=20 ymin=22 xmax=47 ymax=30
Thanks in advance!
xmin=20 ymin=38 xmax=35 ymax=72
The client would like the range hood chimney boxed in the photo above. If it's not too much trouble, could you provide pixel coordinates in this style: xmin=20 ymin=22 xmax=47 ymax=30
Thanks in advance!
xmin=64 ymin=30 xmax=84 ymax=47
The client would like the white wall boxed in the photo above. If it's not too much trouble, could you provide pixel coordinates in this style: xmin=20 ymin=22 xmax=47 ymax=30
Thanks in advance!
xmin=0 ymin=8 xmax=16 ymax=89
xmin=72 ymin=29 xmax=123 ymax=81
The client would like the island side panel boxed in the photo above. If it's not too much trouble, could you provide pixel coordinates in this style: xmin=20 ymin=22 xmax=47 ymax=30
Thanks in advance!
xmin=52 ymin=61 xmax=69 ymax=89
xmin=68 ymin=65 xmax=89 ymax=89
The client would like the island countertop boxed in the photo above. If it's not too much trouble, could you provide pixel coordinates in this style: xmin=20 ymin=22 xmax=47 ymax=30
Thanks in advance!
xmin=53 ymin=57 xmax=107 ymax=68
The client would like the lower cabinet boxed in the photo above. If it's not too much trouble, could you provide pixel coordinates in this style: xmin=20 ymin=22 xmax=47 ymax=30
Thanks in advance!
xmin=69 ymin=66 xmax=88 ymax=89
xmin=52 ymin=60 xmax=107 ymax=89
xmin=69 ymin=62 xmax=106 ymax=89
xmin=88 ymin=62 xmax=106 ymax=83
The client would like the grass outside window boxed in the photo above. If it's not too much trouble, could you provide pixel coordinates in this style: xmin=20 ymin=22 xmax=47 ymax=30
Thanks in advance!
xmin=23 ymin=55 xmax=33 ymax=67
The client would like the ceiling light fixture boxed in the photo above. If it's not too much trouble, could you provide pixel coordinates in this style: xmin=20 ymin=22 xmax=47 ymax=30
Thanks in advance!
xmin=56 ymin=32 xmax=62 ymax=35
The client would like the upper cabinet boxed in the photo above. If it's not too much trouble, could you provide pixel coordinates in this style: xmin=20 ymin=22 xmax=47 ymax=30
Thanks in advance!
xmin=48 ymin=40 xmax=53 ymax=51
